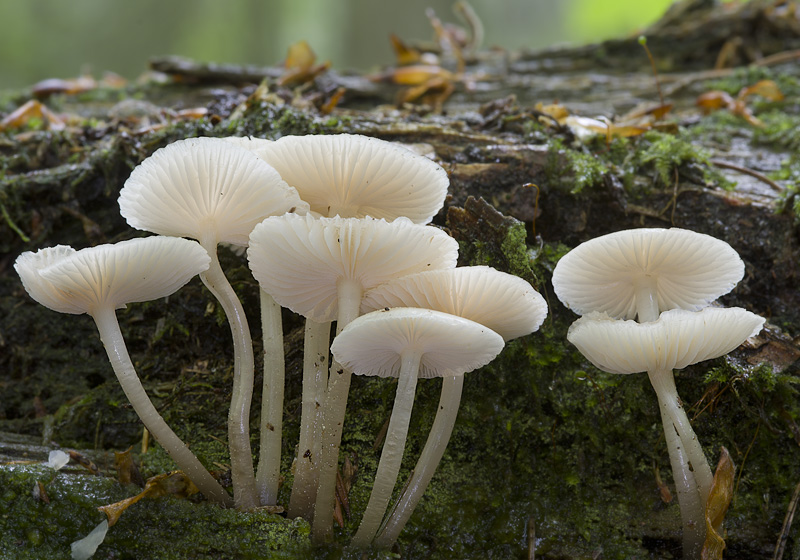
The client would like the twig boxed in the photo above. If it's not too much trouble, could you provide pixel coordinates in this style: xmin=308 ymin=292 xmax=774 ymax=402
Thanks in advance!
xmin=638 ymin=36 xmax=664 ymax=107
xmin=663 ymin=49 xmax=800 ymax=97
xmin=773 ymin=480 xmax=800 ymax=560
xmin=527 ymin=517 xmax=536 ymax=560
xmin=734 ymin=421 xmax=760 ymax=499
xmin=710 ymin=159 xmax=784 ymax=193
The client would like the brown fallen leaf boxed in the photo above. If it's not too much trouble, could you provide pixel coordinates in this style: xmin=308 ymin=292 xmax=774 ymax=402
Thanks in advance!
xmin=278 ymin=40 xmax=330 ymax=87
xmin=98 ymin=471 xmax=199 ymax=527
xmin=696 ymin=79 xmax=783 ymax=128
xmin=333 ymin=455 xmax=358 ymax=528
xmin=68 ymin=450 xmax=100 ymax=476
xmin=114 ymin=447 xmax=144 ymax=488
xmin=701 ymin=447 xmax=735 ymax=560
xmin=0 ymin=99 xmax=65 ymax=132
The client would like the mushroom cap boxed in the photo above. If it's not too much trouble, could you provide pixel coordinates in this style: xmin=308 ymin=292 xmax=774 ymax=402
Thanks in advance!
xmin=331 ymin=307 xmax=505 ymax=378
xmin=14 ymin=245 xmax=79 ymax=313
xmin=118 ymin=137 xmax=309 ymax=246
xmin=362 ymin=266 xmax=548 ymax=341
xmin=567 ymin=307 xmax=765 ymax=374
xmin=14 ymin=237 xmax=211 ymax=315
xmin=247 ymin=214 xmax=459 ymax=322
xmin=252 ymin=133 xmax=448 ymax=223
xmin=552 ymin=228 xmax=745 ymax=319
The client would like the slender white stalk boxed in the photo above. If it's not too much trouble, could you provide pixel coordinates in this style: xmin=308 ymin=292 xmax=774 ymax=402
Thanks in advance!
xmin=199 ymin=237 xmax=257 ymax=510
xmin=657 ymin=392 xmax=705 ymax=559
xmin=351 ymin=350 xmax=422 ymax=548
xmin=648 ymin=368 xmax=709 ymax=558
xmin=375 ymin=375 xmax=464 ymax=548
xmin=289 ymin=319 xmax=331 ymax=520
xmin=256 ymin=290 xmax=284 ymax=506
xmin=312 ymin=278 xmax=363 ymax=543
xmin=647 ymin=369 xmax=713 ymax=504
xmin=92 ymin=306 xmax=233 ymax=507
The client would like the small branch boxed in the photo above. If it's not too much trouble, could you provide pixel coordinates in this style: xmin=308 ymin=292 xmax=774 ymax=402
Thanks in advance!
xmin=710 ymin=159 xmax=784 ymax=193
xmin=773 ymin=480 xmax=800 ymax=560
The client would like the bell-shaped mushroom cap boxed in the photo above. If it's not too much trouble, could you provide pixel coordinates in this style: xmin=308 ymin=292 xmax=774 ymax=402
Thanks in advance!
xmin=248 ymin=214 xmax=459 ymax=322
xmin=362 ymin=266 xmax=548 ymax=341
xmin=15 ymin=237 xmax=211 ymax=315
xmin=331 ymin=307 xmax=505 ymax=378
xmin=567 ymin=307 xmax=765 ymax=374
xmin=119 ymin=137 xmax=309 ymax=246
xmin=252 ymin=133 xmax=448 ymax=223
xmin=552 ymin=228 xmax=745 ymax=319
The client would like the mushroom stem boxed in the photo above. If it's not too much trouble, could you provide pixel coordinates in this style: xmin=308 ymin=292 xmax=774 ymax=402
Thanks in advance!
xmin=647 ymin=368 xmax=713 ymax=504
xmin=648 ymin=367 xmax=712 ymax=559
xmin=255 ymin=290 xmax=284 ymax=506
xmin=634 ymin=276 xmax=659 ymax=323
xmin=657 ymin=392 xmax=705 ymax=559
xmin=351 ymin=348 xmax=422 ymax=548
xmin=92 ymin=305 xmax=233 ymax=507
xmin=288 ymin=318 xmax=331 ymax=520
xmin=199 ymin=239 xmax=257 ymax=510
xmin=375 ymin=374 xmax=464 ymax=548
xmin=311 ymin=278 xmax=363 ymax=542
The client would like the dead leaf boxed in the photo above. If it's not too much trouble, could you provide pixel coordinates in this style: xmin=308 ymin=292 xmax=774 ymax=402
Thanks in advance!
xmin=68 ymin=450 xmax=100 ymax=476
xmin=701 ymin=447 xmax=735 ymax=560
xmin=390 ymin=33 xmax=422 ymax=66
xmin=738 ymin=79 xmax=784 ymax=102
xmin=333 ymin=455 xmax=357 ymax=528
xmin=0 ymin=100 xmax=65 ymax=132
xmin=98 ymin=471 xmax=199 ymax=527
xmin=114 ymin=447 xmax=144 ymax=487
xmin=278 ymin=40 xmax=330 ymax=87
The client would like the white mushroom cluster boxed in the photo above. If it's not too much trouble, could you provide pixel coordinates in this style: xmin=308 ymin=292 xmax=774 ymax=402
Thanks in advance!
xmin=552 ymin=228 xmax=764 ymax=559
xmin=14 ymin=133 xmax=547 ymax=550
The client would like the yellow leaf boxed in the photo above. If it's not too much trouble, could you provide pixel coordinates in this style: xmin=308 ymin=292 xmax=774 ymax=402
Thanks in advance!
xmin=738 ymin=79 xmax=784 ymax=102
xmin=701 ymin=447 xmax=735 ymax=560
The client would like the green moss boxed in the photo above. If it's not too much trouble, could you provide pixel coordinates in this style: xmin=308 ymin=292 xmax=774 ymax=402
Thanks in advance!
xmin=0 ymin=464 xmax=311 ymax=559
xmin=224 ymin=102 xmax=351 ymax=138
xmin=547 ymin=138 xmax=609 ymax=194
xmin=635 ymin=130 xmax=734 ymax=191
xmin=753 ymin=111 xmax=800 ymax=152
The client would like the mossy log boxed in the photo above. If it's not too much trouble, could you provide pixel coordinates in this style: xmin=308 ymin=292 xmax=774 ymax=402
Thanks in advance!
xmin=1 ymin=3 xmax=799 ymax=558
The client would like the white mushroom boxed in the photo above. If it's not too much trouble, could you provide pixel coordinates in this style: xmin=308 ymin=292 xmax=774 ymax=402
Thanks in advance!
xmin=331 ymin=308 xmax=504 ymax=548
xmin=14 ymin=238 xmax=233 ymax=507
xmin=363 ymin=266 xmax=548 ymax=548
xmin=248 ymin=133 xmax=450 ymax=520
xmin=119 ymin=137 xmax=308 ymax=509
xmin=552 ymin=228 xmax=744 ymax=322
xmin=248 ymin=213 xmax=458 ymax=540
xmin=568 ymin=307 xmax=764 ymax=557
xmin=252 ymin=133 xmax=449 ymax=224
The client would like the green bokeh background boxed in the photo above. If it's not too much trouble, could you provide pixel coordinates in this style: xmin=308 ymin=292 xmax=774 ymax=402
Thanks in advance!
xmin=0 ymin=0 xmax=673 ymax=90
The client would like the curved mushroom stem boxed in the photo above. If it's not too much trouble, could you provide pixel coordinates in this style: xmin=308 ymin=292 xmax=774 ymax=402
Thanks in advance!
xmin=648 ymin=367 xmax=711 ymax=557
xmin=92 ymin=305 xmax=233 ymax=507
xmin=351 ymin=348 xmax=422 ymax=548
xmin=199 ymin=238 xmax=257 ymax=510
xmin=288 ymin=318 xmax=331 ymax=520
xmin=255 ymin=290 xmax=284 ymax=506
xmin=657 ymin=394 xmax=705 ymax=559
xmin=375 ymin=374 xmax=464 ymax=548
xmin=312 ymin=278 xmax=363 ymax=542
